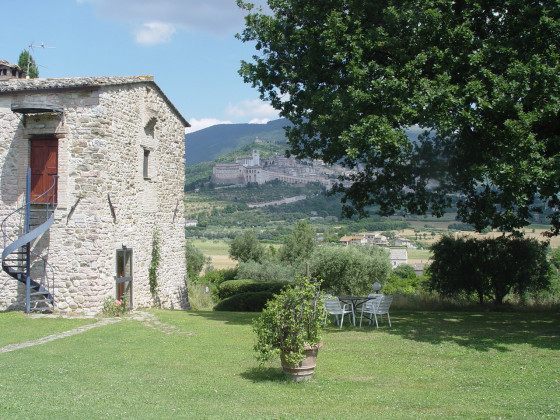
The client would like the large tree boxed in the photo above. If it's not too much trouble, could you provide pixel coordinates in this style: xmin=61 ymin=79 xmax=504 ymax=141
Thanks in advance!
xmin=428 ymin=235 xmax=553 ymax=304
xmin=237 ymin=0 xmax=560 ymax=234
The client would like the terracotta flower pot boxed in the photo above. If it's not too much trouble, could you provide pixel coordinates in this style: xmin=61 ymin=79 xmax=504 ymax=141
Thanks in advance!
xmin=280 ymin=342 xmax=322 ymax=382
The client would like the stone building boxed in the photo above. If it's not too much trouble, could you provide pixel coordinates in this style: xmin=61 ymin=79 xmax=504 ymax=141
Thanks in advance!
xmin=0 ymin=75 xmax=189 ymax=314
xmin=0 ymin=60 xmax=26 ymax=80
xmin=389 ymin=247 xmax=408 ymax=268
xmin=211 ymin=163 xmax=244 ymax=185
xmin=211 ymin=149 xmax=346 ymax=189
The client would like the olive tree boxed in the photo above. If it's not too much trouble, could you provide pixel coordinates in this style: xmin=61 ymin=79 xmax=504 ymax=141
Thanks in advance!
xmin=308 ymin=245 xmax=391 ymax=296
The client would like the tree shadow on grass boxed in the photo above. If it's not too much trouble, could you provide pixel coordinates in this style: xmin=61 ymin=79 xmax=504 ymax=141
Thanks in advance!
xmin=186 ymin=310 xmax=560 ymax=353
xmin=241 ymin=366 xmax=287 ymax=383
xmin=365 ymin=311 xmax=560 ymax=352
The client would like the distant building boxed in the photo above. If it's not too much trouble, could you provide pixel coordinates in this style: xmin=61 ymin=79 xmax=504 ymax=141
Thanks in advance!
xmin=339 ymin=236 xmax=368 ymax=246
xmin=411 ymin=263 xmax=429 ymax=275
xmin=211 ymin=149 xmax=352 ymax=189
xmin=211 ymin=163 xmax=245 ymax=185
xmin=0 ymin=60 xmax=25 ymax=80
xmin=389 ymin=247 xmax=408 ymax=268
xmin=393 ymin=236 xmax=417 ymax=249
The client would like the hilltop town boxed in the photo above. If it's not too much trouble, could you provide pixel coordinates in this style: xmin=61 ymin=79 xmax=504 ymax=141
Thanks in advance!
xmin=211 ymin=145 xmax=355 ymax=189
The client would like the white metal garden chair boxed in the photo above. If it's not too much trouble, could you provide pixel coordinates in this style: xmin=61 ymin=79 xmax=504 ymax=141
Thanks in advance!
xmin=324 ymin=297 xmax=355 ymax=328
xmin=359 ymin=295 xmax=393 ymax=328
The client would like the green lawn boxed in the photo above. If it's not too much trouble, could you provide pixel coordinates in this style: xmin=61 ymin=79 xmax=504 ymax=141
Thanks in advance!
xmin=0 ymin=311 xmax=97 ymax=347
xmin=1 ymin=310 xmax=558 ymax=419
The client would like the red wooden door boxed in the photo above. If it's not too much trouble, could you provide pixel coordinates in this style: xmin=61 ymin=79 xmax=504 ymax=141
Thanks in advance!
xmin=30 ymin=138 xmax=58 ymax=203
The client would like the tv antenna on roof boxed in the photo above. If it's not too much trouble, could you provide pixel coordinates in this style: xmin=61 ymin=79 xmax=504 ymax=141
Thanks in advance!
xmin=26 ymin=42 xmax=55 ymax=79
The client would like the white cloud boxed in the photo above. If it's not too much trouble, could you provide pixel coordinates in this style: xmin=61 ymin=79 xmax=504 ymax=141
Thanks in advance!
xmin=133 ymin=21 xmax=176 ymax=45
xmin=226 ymin=99 xmax=279 ymax=120
xmin=185 ymin=118 xmax=232 ymax=134
xmin=78 ymin=0 xmax=256 ymax=37
xmin=249 ymin=118 xmax=270 ymax=124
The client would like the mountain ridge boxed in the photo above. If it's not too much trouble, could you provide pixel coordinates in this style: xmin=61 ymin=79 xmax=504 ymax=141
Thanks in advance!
xmin=185 ymin=118 xmax=292 ymax=166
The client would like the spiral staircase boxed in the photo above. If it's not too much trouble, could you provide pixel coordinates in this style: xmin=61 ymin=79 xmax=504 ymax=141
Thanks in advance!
xmin=2 ymin=169 xmax=56 ymax=313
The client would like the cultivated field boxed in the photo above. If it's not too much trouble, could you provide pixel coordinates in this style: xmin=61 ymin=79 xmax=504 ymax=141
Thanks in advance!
xmin=190 ymin=238 xmax=236 ymax=271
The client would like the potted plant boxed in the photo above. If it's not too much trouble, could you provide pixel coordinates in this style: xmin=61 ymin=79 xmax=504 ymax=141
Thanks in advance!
xmin=253 ymin=276 xmax=324 ymax=381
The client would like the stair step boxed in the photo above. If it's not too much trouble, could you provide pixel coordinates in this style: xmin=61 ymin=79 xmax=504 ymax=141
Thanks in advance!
xmin=3 ymin=266 xmax=24 ymax=272
xmin=3 ymin=195 xmax=55 ymax=313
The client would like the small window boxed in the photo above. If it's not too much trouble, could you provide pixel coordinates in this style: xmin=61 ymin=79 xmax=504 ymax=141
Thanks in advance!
xmin=116 ymin=248 xmax=133 ymax=307
xmin=143 ymin=149 xmax=150 ymax=179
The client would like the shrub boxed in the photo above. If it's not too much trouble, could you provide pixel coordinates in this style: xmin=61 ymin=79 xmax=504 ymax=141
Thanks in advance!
xmin=185 ymin=242 xmax=207 ymax=280
xmin=383 ymin=264 xmax=420 ymax=295
xmin=217 ymin=279 xmax=289 ymax=300
xmin=102 ymin=296 xmax=128 ymax=317
xmin=236 ymin=260 xmax=295 ymax=283
xmin=308 ymin=245 xmax=391 ymax=296
xmin=148 ymin=229 xmax=161 ymax=298
xmin=214 ymin=291 xmax=276 ymax=312
xmin=253 ymin=277 xmax=323 ymax=365
xmin=199 ymin=267 xmax=238 ymax=287
xmin=448 ymin=222 xmax=475 ymax=231
xmin=550 ymin=248 xmax=560 ymax=270
xmin=187 ymin=283 xmax=215 ymax=311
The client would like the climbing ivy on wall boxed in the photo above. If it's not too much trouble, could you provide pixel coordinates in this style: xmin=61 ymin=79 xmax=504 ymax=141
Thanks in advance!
xmin=149 ymin=228 xmax=161 ymax=298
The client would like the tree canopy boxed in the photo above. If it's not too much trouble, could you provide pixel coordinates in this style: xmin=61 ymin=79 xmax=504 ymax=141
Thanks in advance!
xmin=308 ymin=244 xmax=391 ymax=296
xmin=428 ymin=235 xmax=552 ymax=304
xmin=229 ymin=230 xmax=265 ymax=263
xmin=18 ymin=50 xmax=38 ymax=78
xmin=279 ymin=220 xmax=316 ymax=264
xmin=237 ymin=0 xmax=560 ymax=235
xmin=185 ymin=242 xmax=208 ymax=280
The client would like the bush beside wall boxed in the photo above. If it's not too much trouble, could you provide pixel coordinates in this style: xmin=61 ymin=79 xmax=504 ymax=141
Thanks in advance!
xmin=214 ymin=291 xmax=276 ymax=312
xmin=217 ymin=279 xmax=289 ymax=300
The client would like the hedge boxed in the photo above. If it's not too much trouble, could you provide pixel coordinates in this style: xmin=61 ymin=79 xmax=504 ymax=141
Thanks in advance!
xmin=217 ymin=279 xmax=289 ymax=301
xmin=213 ymin=291 xmax=276 ymax=312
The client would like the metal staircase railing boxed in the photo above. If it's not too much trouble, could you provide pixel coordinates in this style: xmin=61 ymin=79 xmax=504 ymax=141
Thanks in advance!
xmin=1 ymin=169 xmax=57 ymax=313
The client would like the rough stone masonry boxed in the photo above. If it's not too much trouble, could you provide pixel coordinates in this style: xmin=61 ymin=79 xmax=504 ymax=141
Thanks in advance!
xmin=0 ymin=75 xmax=189 ymax=314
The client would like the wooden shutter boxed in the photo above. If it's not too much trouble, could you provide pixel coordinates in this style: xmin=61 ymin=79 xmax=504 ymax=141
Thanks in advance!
xmin=30 ymin=138 xmax=58 ymax=203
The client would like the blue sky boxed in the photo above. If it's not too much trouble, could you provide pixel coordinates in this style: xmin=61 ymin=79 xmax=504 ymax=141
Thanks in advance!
xmin=1 ymin=0 xmax=278 ymax=133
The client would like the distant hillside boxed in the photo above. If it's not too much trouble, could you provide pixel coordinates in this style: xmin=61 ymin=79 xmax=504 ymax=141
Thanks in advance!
xmin=185 ymin=119 xmax=427 ymax=166
xmin=185 ymin=142 xmax=287 ymax=191
xmin=185 ymin=118 xmax=292 ymax=166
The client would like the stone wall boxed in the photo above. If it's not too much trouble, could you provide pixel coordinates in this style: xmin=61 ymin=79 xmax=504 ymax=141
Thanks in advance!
xmin=211 ymin=163 xmax=244 ymax=185
xmin=0 ymin=78 xmax=188 ymax=314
